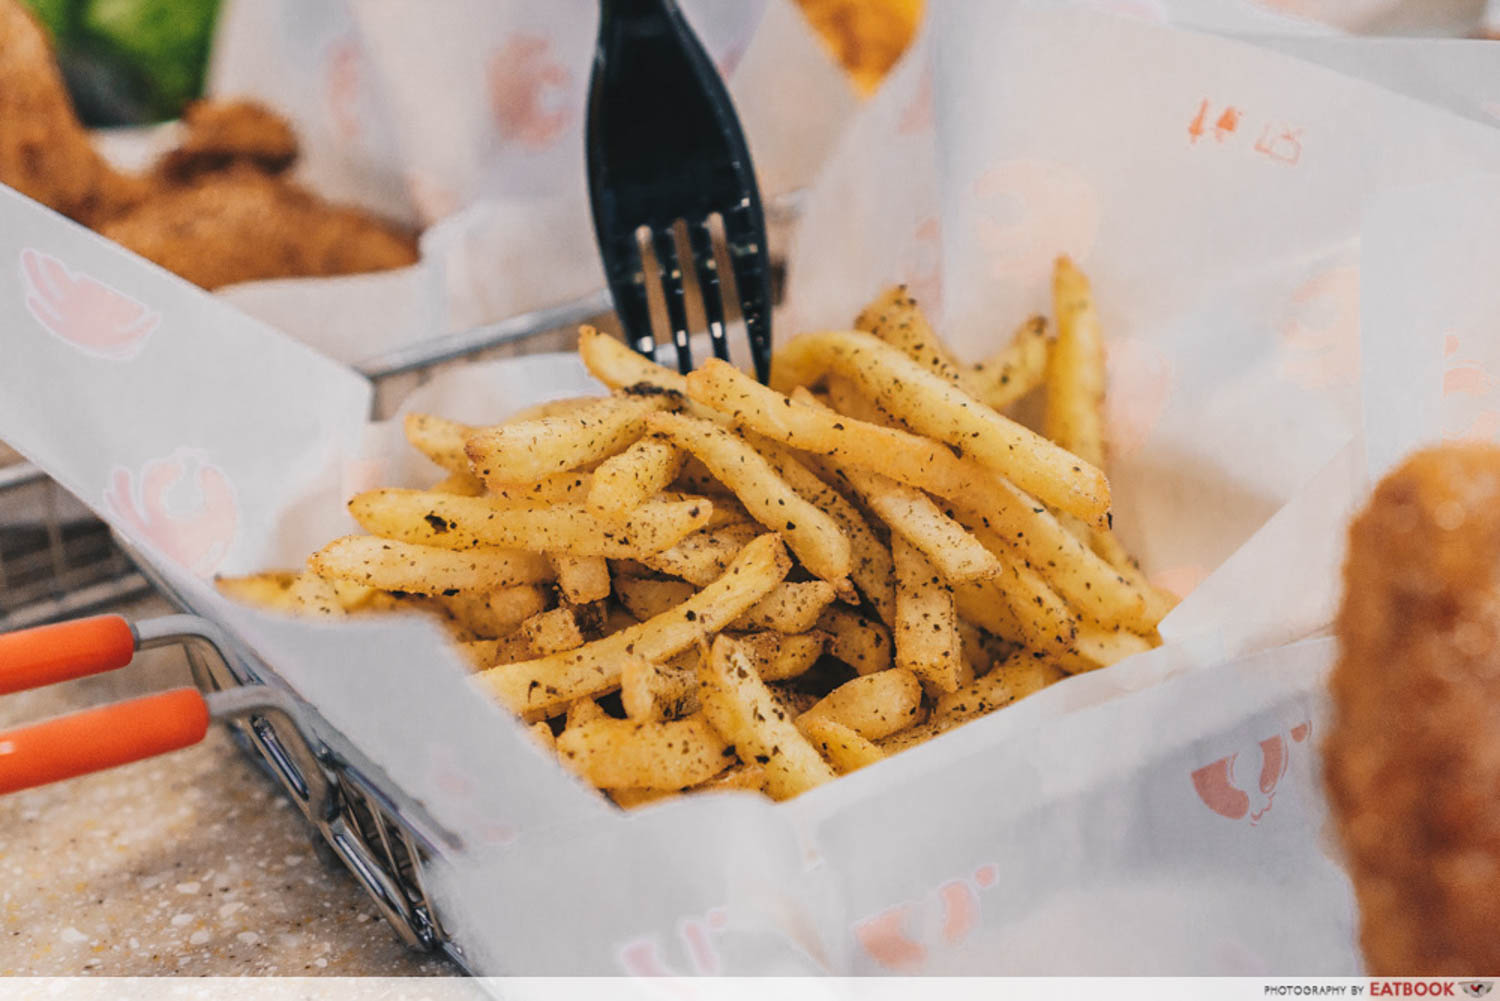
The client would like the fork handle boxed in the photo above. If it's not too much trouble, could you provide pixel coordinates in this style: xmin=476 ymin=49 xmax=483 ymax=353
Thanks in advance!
xmin=600 ymin=0 xmax=676 ymax=16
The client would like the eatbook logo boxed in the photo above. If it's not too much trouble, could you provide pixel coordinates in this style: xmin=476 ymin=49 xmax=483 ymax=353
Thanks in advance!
xmin=489 ymin=33 xmax=573 ymax=150
xmin=1462 ymin=984 xmax=1494 ymax=998
xmin=20 ymin=248 xmax=159 ymax=360
xmin=617 ymin=905 xmax=728 ymax=977
xmin=854 ymin=862 xmax=1000 ymax=971
xmin=103 ymin=449 xmax=238 ymax=578
xmin=1191 ymin=721 xmax=1310 ymax=824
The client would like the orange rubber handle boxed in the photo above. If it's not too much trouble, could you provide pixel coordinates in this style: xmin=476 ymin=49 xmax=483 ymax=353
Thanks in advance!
xmin=0 ymin=615 xmax=136 ymax=695
xmin=0 ymin=688 xmax=209 ymax=794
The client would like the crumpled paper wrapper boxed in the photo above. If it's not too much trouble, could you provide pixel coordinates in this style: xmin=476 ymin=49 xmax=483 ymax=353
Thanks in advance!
xmin=6 ymin=0 xmax=1500 ymax=975
xmin=205 ymin=0 xmax=857 ymax=362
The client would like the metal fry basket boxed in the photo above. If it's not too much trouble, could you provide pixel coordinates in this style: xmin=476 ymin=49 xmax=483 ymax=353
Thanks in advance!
xmin=0 ymin=201 xmax=794 ymax=969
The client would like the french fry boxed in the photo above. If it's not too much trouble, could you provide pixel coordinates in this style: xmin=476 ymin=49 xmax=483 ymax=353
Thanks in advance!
xmin=697 ymin=763 xmax=767 ymax=794
xmin=647 ymin=412 xmax=854 ymax=595
xmin=1044 ymin=256 xmax=1106 ymax=469
xmin=1060 ymin=623 xmax=1155 ymax=674
xmin=309 ymin=535 xmax=552 ymax=595
xmin=609 ymin=787 xmax=675 ymax=809
xmin=770 ymin=331 xmax=1110 ymax=525
xmin=457 ymin=632 xmax=536 ymax=670
xmin=933 ymin=652 xmax=1068 ymax=720
xmin=485 ymin=472 xmax=594 ymax=506
xmin=943 ymin=485 xmax=1157 ymax=632
xmin=579 ymin=325 xmax=687 ymax=394
xmin=892 ymin=536 xmax=965 ymax=693
xmin=968 ymin=315 xmax=1050 ymax=411
xmin=506 ymin=396 xmax=608 ymax=422
xmin=522 ymin=605 xmax=600 ymax=655
xmin=643 ymin=523 xmax=763 ymax=586
xmin=1088 ymin=525 xmax=1179 ymax=624
xmin=404 ymin=413 xmax=474 ymax=476
xmin=588 ymin=435 xmax=684 ymax=520
xmin=855 ymin=285 xmax=994 ymax=403
xmin=479 ymin=534 xmax=791 ymax=719
xmin=614 ymin=576 xmax=695 ymax=621
xmin=465 ymin=390 xmax=681 ymax=485
xmin=431 ymin=472 xmax=486 ymax=496
xmin=753 ymin=437 xmax=896 ymax=626
xmin=729 ymin=580 xmax=835 ymax=633
xmin=556 ymin=714 xmax=730 ymax=790
xmin=698 ymin=636 xmax=836 ymax=800
xmin=987 ymin=542 xmax=1080 ymax=658
xmin=799 ymin=668 xmax=923 ymax=740
xmin=528 ymin=720 xmax=556 ymax=753
xmin=620 ymin=657 xmax=699 ymax=721
xmin=615 ymin=575 xmax=833 ymax=635
xmin=215 ymin=571 xmax=299 ymax=611
xmin=831 ymin=462 xmax=1001 ymax=584
xmin=952 ymin=578 xmax=1026 ymax=642
xmin=730 ymin=630 xmax=829 ymax=681
xmin=551 ymin=554 xmax=611 ymax=604
xmin=441 ymin=585 xmax=551 ymax=638
xmin=328 ymin=579 xmax=380 ymax=612
xmin=818 ymin=605 xmax=892 ymax=675
xmin=286 ymin=573 xmax=343 ymax=617
xmin=797 ymin=715 xmax=885 ymax=774
xmin=875 ymin=714 xmax=965 ymax=754
xmin=348 ymin=489 xmax=712 ymax=558
xmin=566 ymin=697 xmax=607 ymax=729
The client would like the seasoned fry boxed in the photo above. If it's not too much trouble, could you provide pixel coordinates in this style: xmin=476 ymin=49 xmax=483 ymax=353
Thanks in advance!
xmin=566 ymin=697 xmax=607 ymax=729
xmin=588 ymin=435 xmax=684 ymax=519
xmin=969 ymin=315 xmax=1050 ymax=411
xmin=479 ymin=534 xmax=791 ymax=719
xmin=1088 ymin=525 xmax=1180 ymax=623
xmin=770 ymin=331 xmax=1110 ymax=525
xmin=697 ymin=763 xmax=768 ymax=795
xmin=730 ymin=630 xmax=829 ymax=681
xmin=647 ymin=411 xmax=854 ymax=595
xmin=987 ymin=542 xmax=1080 ymax=658
xmin=485 ymin=471 xmax=594 ymax=506
xmin=952 ymin=578 xmax=1026 ymax=642
xmin=643 ymin=523 xmax=763 ymax=585
xmin=818 ymin=605 xmax=892 ymax=675
xmin=754 ymin=437 xmax=896 ymax=625
xmin=892 ymin=536 xmax=965 ymax=693
xmin=348 ymin=489 xmax=712 ymax=557
xmin=286 ymin=573 xmax=343 ymax=617
xmin=699 ymin=636 xmax=836 ymax=800
xmin=216 ymin=571 xmax=299 ymax=611
xmin=579 ymin=325 xmax=687 ymax=394
xmin=798 ymin=715 xmax=885 ymax=774
xmin=465 ymin=390 xmax=681 ymax=485
xmin=556 ymin=714 xmax=729 ymax=790
xmin=1044 ymin=256 xmax=1106 ymax=468
xmin=1060 ymin=623 xmax=1155 ymax=674
xmin=521 ymin=605 xmax=597 ymax=656
xmin=431 ymin=472 xmax=486 ymax=496
xmin=799 ymin=668 xmax=923 ymax=740
xmin=551 ymin=554 xmax=611 ymax=604
xmin=832 ymin=462 xmax=1001 ymax=584
xmin=404 ymin=413 xmax=474 ymax=476
xmin=933 ymin=653 xmax=1068 ymax=720
xmin=730 ymin=580 xmax=835 ymax=633
xmin=620 ymin=657 xmax=699 ymax=721
xmin=309 ymin=535 xmax=552 ymax=594
xmin=855 ymin=285 xmax=993 ymax=403
xmin=327 ymin=579 xmax=380 ymax=612
xmin=441 ymin=585 xmax=550 ymax=638
xmin=944 ymin=486 xmax=1156 ymax=632
xmin=528 ymin=720 xmax=556 ymax=752
xmin=614 ymin=576 xmax=696 ymax=621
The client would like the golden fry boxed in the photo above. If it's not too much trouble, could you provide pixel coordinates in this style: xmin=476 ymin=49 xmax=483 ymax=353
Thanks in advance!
xmin=797 ymin=714 xmax=885 ymax=774
xmin=1044 ymin=256 xmax=1106 ymax=468
xmin=309 ymin=535 xmax=552 ymax=594
xmin=643 ymin=523 xmax=763 ymax=586
xmin=969 ymin=315 xmax=1050 ymax=411
xmin=588 ymin=434 xmax=684 ymax=520
xmin=551 ymin=554 xmax=612 ymax=604
xmin=818 ymin=605 xmax=893 ymax=675
xmin=465 ymin=390 xmax=681 ymax=485
xmin=348 ymin=489 xmax=712 ymax=558
xmin=556 ymin=714 xmax=729 ymax=790
xmin=799 ymin=668 xmax=923 ymax=740
xmin=478 ymin=534 xmax=791 ymax=719
xmin=892 ymin=535 xmax=966 ymax=693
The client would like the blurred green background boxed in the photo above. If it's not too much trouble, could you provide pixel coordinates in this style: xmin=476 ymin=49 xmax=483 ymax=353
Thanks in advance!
xmin=25 ymin=0 xmax=222 ymax=125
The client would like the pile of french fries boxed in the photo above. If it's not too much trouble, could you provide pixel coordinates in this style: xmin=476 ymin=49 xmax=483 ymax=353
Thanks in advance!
xmin=219 ymin=257 xmax=1175 ymax=807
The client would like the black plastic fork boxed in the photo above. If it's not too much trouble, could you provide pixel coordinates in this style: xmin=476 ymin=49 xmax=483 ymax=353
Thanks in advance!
xmin=586 ymin=0 xmax=773 ymax=383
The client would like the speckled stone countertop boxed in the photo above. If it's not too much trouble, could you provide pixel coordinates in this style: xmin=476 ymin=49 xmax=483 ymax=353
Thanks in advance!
xmin=0 ymin=595 xmax=454 ymax=976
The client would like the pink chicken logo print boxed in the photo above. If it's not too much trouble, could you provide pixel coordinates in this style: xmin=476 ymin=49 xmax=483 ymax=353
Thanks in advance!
xmin=489 ymin=34 xmax=573 ymax=151
xmin=854 ymin=862 xmax=1000 ymax=972
xmin=1191 ymin=721 xmax=1310 ymax=825
xmin=20 ymin=249 xmax=159 ymax=361
xmin=103 ymin=450 xmax=238 ymax=578
xmin=618 ymin=905 xmax=729 ymax=979
xmin=1442 ymin=333 xmax=1500 ymax=444
xmin=1277 ymin=265 xmax=1359 ymax=391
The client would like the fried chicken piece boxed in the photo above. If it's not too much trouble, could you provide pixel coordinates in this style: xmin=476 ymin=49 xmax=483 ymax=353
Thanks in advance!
xmin=155 ymin=98 xmax=299 ymax=183
xmin=0 ymin=0 xmax=147 ymax=225
xmin=98 ymin=166 xmax=419 ymax=290
xmin=1327 ymin=443 xmax=1500 ymax=974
